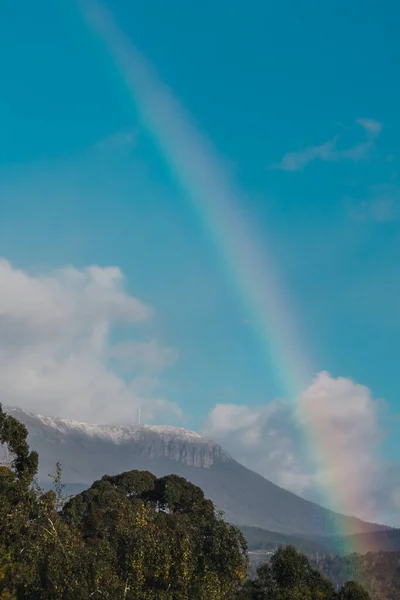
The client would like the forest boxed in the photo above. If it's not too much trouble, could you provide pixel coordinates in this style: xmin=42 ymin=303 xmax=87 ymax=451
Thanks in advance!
xmin=317 ymin=553 xmax=400 ymax=600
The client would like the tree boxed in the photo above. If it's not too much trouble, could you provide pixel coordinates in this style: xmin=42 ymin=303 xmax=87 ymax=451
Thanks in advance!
xmin=0 ymin=403 xmax=40 ymax=597
xmin=238 ymin=546 xmax=339 ymax=600
xmin=61 ymin=471 xmax=248 ymax=599
xmin=338 ymin=581 xmax=371 ymax=600
xmin=0 ymin=403 xmax=39 ymax=522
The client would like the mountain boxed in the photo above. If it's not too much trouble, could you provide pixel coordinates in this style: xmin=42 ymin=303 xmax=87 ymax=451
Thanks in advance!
xmin=240 ymin=525 xmax=332 ymax=555
xmin=4 ymin=406 xmax=389 ymax=539
xmin=243 ymin=525 xmax=400 ymax=557
xmin=332 ymin=529 xmax=400 ymax=554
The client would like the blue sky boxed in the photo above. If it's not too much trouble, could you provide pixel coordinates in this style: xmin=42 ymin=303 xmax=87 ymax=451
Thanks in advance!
xmin=0 ymin=0 xmax=400 ymax=519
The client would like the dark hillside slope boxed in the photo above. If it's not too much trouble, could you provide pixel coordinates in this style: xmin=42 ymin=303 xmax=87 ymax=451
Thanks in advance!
xmin=329 ymin=529 xmax=400 ymax=554
xmin=240 ymin=525 xmax=332 ymax=555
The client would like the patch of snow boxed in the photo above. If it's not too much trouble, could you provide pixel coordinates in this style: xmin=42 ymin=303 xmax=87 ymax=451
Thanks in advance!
xmin=4 ymin=406 xmax=212 ymax=446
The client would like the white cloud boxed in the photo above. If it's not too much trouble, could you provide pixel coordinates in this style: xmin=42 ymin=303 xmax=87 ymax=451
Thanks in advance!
xmin=271 ymin=140 xmax=338 ymax=172
xmin=271 ymin=119 xmax=382 ymax=171
xmin=0 ymin=259 xmax=180 ymax=424
xmin=296 ymin=371 xmax=382 ymax=519
xmin=204 ymin=399 xmax=314 ymax=496
xmin=204 ymin=372 xmax=397 ymax=525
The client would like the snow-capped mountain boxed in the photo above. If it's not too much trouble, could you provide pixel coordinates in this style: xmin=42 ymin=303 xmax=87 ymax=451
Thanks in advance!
xmin=4 ymin=406 xmax=389 ymax=539
xmin=4 ymin=407 xmax=229 ymax=474
xmin=22 ymin=411 xmax=209 ymax=446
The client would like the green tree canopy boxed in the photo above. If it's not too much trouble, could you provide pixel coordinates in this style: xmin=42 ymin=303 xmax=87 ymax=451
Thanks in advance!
xmin=0 ymin=403 xmax=40 ymax=598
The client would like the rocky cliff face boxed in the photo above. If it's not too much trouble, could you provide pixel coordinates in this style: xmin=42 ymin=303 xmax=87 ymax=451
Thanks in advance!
xmin=133 ymin=431 xmax=229 ymax=467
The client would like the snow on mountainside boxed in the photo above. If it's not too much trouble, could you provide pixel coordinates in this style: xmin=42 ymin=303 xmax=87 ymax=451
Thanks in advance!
xmin=12 ymin=408 xmax=207 ymax=445
xmin=4 ymin=406 xmax=230 ymax=471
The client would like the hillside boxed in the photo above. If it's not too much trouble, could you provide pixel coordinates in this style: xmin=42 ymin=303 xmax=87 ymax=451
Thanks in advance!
xmin=241 ymin=525 xmax=332 ymax=556
xmin=331 ymin=529 xmax=400 ymax=554
xmin=5 ymin=406 xmax=390 ymax=538
xmin=317 ymin=552 xmax=400 ymax=600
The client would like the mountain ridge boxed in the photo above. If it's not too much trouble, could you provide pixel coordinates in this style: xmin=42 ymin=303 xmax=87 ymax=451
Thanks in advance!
xmin=4 ymin=406 xmax=230 ymax=470
xmin=4 ymin=406 xmax=390 ymax=539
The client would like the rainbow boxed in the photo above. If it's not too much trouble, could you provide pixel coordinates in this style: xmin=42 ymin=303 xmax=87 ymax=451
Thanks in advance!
xmin=76 ymin=0 xmax=376 ymax=555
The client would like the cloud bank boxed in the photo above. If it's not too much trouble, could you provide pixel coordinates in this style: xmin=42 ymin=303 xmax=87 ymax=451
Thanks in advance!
xmin=204 ymin=371 xmax=398 ymax=525
xmin=0 ymin=259 xmax=180 ymax=424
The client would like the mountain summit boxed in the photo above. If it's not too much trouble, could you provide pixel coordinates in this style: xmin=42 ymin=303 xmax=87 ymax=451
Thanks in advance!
xmin=4 ymin=407 xmax=230 ymax=473
xmin=5 ymin=406 xmax=388 ymax=539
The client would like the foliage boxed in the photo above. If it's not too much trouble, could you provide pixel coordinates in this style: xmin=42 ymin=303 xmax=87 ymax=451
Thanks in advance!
xmin=317 ymin=552 xmax=400 ymax=600
xmin=338 ymin=581 xmax=371 ymax=600
xmin=0 ymin=403 xmax=40 ymax=598
xmin=237 ymin=546 xmax=371 ymax=600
